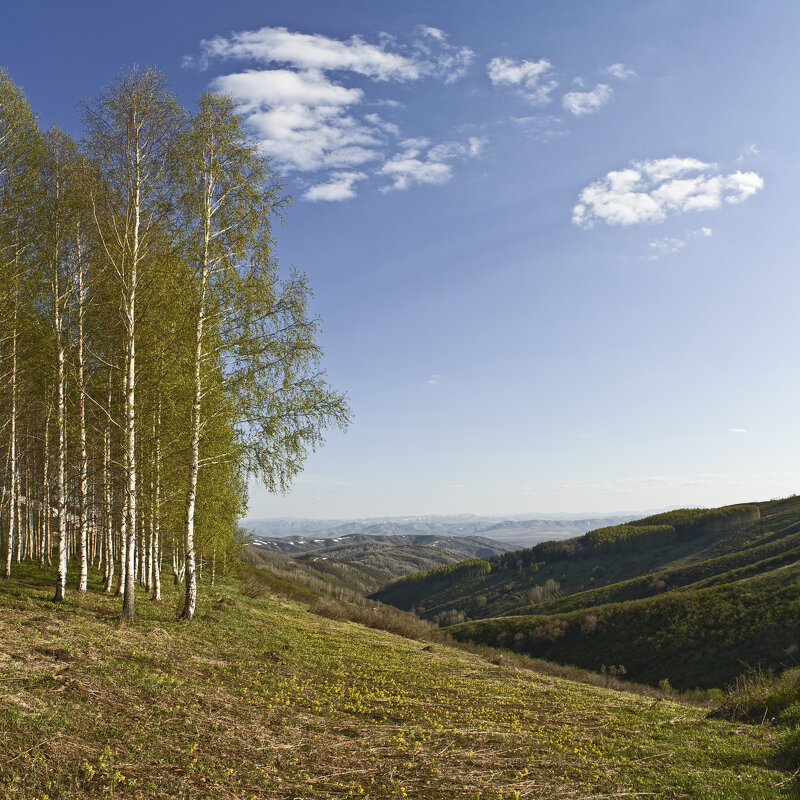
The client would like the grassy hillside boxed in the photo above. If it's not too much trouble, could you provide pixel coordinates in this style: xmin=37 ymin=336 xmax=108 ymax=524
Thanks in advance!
xmin=0 ymin=562 xmax=794 ymax=799
xmin=375 ymin=496 xmax=800 ymax=689
xmin=243 ymin=543 xmax=390 ymax=598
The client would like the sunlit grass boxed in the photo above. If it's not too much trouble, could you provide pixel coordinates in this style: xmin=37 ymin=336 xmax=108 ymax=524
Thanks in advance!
xmin=0 ymin=562 xmax=793 ymax=798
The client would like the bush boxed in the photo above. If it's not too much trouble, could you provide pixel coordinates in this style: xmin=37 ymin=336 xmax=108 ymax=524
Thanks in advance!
xmin=712 ymin=666 xmax=800 ymax=724
xmin=712 ymin=666 xmax=800 ymax=770
xmin=529 ymin=579 xmax=561 ymax=604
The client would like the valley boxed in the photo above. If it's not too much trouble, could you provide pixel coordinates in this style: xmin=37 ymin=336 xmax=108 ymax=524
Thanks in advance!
xmin=372 ymin=497 xmax=800 ymax=690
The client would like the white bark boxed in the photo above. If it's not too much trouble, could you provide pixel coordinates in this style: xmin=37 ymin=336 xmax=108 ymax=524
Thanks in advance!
xmin=76 ymin=227 xmax=89 ymax=593
xmin=3 ymin=298 xmax=17 ymax=580
xmin=181 ymin=158 xmax=212 ymax=621
xmin=151 ymin=402 xmax=161 ymax=601
xmin=122 ymin=118 xmax=142 ymax=621
xmin=43 ymin=409 xmax=51 ymax=566
xmin=53 ymin=268 xmax=67 ymax=602
xmin=103 ymin=377 xmax=114 ymax=592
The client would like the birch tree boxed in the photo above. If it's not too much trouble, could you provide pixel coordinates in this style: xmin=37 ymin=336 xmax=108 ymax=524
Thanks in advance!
xmin=0 ymin=70 xmax=39 ymax=580
xmin=83 ymin=69 xmax=184 ymax=619
xmin=177 ymin=92 xmax=349 ymax=619
xmin=36 ymin=128 xmax=83 ymax=602
xmin=0 ymin=69 xmax=349 ymax=618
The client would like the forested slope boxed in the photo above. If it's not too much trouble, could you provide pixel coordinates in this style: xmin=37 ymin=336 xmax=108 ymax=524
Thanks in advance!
xmin=376 ymin=496 xmax=800 ymax=689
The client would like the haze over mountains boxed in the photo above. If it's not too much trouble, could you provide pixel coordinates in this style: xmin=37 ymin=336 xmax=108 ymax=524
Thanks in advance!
xmin=242 ymin=512 xmax=640 ymax=549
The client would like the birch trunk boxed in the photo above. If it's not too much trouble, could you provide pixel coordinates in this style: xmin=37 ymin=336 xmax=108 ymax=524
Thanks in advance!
xmin=116 ymin=485 xmax=127 ymax=597
xmin=53 ymin=270 xmax=68 ymax=602
xmin=122 ymin=118 xmax=141 ymax=622
xmin=44 ymin=408 xmax=51 ymax=565
xmin=103 ymin=376 xmax=114 ymax=592
xmin=3 ymin=298 xmax=17 ymax=580
xmin=39 ymin=410 xmax=50 ymax=568
xmin=152 ymin=405 xmax=161 ymax=600
xmin=148 ymin=405 xmax=160 ymax=599
xmin=180 ymin=167 xmax=211 ymax=621
xmin=76 ymin=227 xmax=89 ymax=592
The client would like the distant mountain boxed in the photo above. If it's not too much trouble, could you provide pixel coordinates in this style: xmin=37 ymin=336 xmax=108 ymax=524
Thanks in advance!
xmin=241 ymin=513 xmax=638 ymax=548
xmin=242 ymin=514 xmax=494 ymax=540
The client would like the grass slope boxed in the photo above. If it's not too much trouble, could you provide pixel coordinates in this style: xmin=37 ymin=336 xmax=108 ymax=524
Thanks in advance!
xmin=0 ymin=563 xmax=793 ymax=799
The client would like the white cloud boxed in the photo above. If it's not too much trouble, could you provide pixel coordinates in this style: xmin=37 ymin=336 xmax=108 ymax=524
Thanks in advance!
xmin=382 ymin=156 xmax=452 ymax=192
xmin=646 ymin=226 xmax=713 ymax=259
xmin=212 ymin=68 xmax=362 ymax=110
xmin=606 ymin=63 xmax=636 ymax=80
xmin=194 ymin=25 xmax=474 ymax=83
xmin=399 ymin=137 xmax=431 ymax=153
xmin=487 ymin=57 xmax=557 ymax=105
xmin=379 ymin=137 xmax=484 ymax=192
xmin=729 ymin=428 xmax=747 ymax=434
xmin=303 ymin=171 xmax=367 ymax=202
xmin=414 ymin=26 xmax=475 ymax=84
xmin=647 ymin=236 xmax=687 ymax=257
xmin=512 ymin=115 xmax=568 ymax=142
xmin=562 ymin=84 xmax=613 ymax=116
xmin=364 ymin=112 xmax=400 ymax=137
xmin=428 ymin=136 xmax=486 ymax=161
xmin=427 ymin=373 xmax=444 ymax=385
xmin=191 ymin=26 xmax=477 ymax=197
xmin=209 ymin=66 xmax=385 ymax=172
xmin=420 ymin=26 xmax=446 ymax=41
xmin=573 ymin=157 xmax=764 ymax=228
xmin=211 ymin=78 xmax=385 ymax=172
xmin=195 ymin=26 xmax=422 ymax=80
xmin=737 ymin=143 xmax=760 ymax=163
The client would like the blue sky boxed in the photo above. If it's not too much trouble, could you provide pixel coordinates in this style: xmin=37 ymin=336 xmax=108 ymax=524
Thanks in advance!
xmin=4 ymin=0 xmax=800 ymax=518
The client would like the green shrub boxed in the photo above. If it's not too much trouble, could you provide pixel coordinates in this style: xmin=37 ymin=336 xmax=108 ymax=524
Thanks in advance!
xmin=712 ymin=666 xmax=800 ymax=724
xmin=713 ymin=666 xmax=800 ymax=770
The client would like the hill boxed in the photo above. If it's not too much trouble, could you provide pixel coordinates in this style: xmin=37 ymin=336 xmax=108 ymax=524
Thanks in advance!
xmin=0 ymin=562 xmax=792 ymax=799
xmin=247 ymin=533 xmax=510 ymax=594
xmin=374 ymin=496 xmax=800 ymax=689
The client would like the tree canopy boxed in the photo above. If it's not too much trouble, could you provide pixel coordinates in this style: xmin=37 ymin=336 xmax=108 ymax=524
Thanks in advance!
xmin=0 ymin=67 xmax=350 ymax=619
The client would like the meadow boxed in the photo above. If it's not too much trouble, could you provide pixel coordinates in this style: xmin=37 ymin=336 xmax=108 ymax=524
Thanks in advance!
xmin=0 ymin=562 xmax=795 ymax=799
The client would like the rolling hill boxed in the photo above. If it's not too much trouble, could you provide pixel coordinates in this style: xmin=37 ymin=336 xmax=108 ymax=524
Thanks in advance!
xmin=373 ymin=496 xmax=800 ymax=690
xmin=245 ymin=533 xmax=512 ymax=595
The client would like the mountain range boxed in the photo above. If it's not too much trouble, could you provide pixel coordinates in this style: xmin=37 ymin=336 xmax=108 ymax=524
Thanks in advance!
xmin=242 ymin=512 xmax=639 ymax=548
